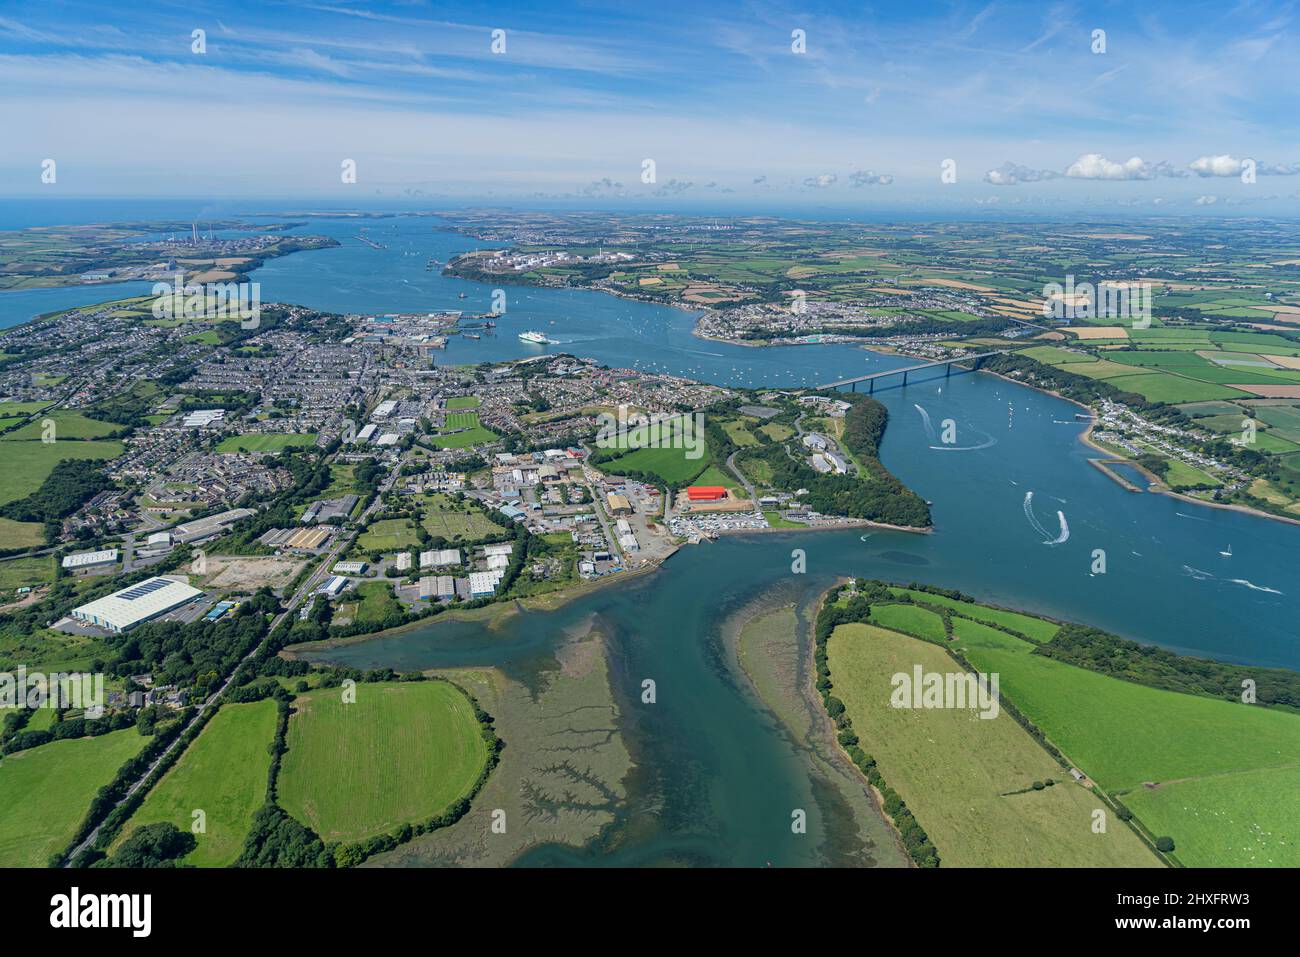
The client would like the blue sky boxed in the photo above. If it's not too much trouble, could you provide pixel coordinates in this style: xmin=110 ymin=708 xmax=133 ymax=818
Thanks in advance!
xmin=1 ymin=0 xmax=1297 ymax=211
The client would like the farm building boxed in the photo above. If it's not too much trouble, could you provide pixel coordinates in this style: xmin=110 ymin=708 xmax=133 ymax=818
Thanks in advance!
xmin=71 ymin=577 xmax=203 ymax=634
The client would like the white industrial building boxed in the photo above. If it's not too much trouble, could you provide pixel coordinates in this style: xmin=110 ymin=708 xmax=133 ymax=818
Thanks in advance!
xmin=355 ymin=423 xmax=378 ymax=444
xmin=332 ymin=561 xmax=368 ymax=576
xmin=318 ymin=576 xmax=349 ymax=598
xmin=61 ymin=548 xmax=119 ymax=570
xmin=395 ymin=552 xmax=413 ymax=571
xmin=469 ymin=570 xmax=504 ymax=597
xmin=418 ymin=575 xmax=457 ymax=601
xmin=182 ymin=409 xmax=226 ymax=428
xmin=482 ymin=543 xmax=514 ymax=558
xmin=372 ymin=400 xmax=398 ymax=419
xmin=174 ymin=507 xmax=256 ymax=544
xmin=419 ymin=548 xmax=462 ymax=568
xmin=71 ymin=576 xmax=203 ymax=633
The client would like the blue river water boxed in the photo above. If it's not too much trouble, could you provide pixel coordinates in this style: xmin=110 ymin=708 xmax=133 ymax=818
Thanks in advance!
xmin=3 ymin=211 xmax=1295 ymax=668
xmin=6 ymin=206 xmax=1295 ymax=868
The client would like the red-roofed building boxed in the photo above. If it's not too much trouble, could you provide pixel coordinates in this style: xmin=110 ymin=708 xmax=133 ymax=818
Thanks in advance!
xmin=686 ymin=486 xmax=728 ymax=502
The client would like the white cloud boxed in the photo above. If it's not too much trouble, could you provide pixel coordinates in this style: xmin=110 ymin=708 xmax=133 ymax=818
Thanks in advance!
xmin=984 ymin=161 xmax=1059 ymax=185
xmin=1064 ymin=153 xmax=1184 ymax=180
xmin=1189 ymin=154 xmax=1245 ymax=177
xmin=848 ymin=169 xmax=893 ymax=186
xmin=1194 ymin=194 xmax=1218 ymax=205
xmin=803 ymin=173 xmax=838 ymax=188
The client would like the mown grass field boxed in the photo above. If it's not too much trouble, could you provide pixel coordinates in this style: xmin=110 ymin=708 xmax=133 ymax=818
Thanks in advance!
xmin=828 ymin=623 xmax=1157 ymax=867
xmin=215 ymin=432 xmax=317 ymax=453
xmin=868 ymin=602 xmax=947 ymax=643
xmin=420 ymin=493 xmax=503 ymax=541
xmin=0 ymin=728 xmax=146 ymax=867
xmin=0 ymin=410 xmax=119 ymax=441
xmin=355 ymin=517 xmax=418 ymax=551
xmin=428 ymin=412 xmax=497 ymax=450
xmin=278 ymin=681 xmax=489 ymax=844
xmin=0 ymin=440 xmax=124 ymax=506
xmin=949 ymin=618 xmax=1300 ymax=866
xmin=445 ymin=396 xmax=481 ymax=410
xmin=111 ymin=700 xmax=278 ymax=867
xmin=888 ymin=588 xmax=1060 ymax=642
xmin=1122 ymin=766 xmax=1299 ymax=868
xmin=601 ymin=444 xmax=706 ymax=484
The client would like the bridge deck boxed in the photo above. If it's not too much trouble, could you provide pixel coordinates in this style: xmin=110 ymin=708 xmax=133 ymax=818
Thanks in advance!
xmin=815 ymin=351 xmax=999 ymax=390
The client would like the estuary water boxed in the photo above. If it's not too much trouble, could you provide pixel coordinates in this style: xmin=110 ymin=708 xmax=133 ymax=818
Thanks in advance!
xmin=6 ymin=210 xmax=1297 ymax=866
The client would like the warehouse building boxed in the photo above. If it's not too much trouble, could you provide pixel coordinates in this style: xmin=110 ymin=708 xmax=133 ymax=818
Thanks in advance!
xmin=71 ymin=577 xmax=203 ymax=634
xmin=469 ymin=570 xmax=504 ymax=597
xmin=318 ymin=576 xmax=349 ymax=598
xmin=174 ymin=507 xmax=255 ymax=544
xmin=332 ymin=561 xmax=368 ymax=576
xmin=418 ymin=575 xmax=457 ymax=601
xmin=419 ymin=548 xmax=462 ymax=568
xmin=606 ymin=493 xmax=633 ymax=516
xmin=61 ymin=548 xmax=120 ymax=570
xmin=686 ymin=486 xmax=728 ymax=502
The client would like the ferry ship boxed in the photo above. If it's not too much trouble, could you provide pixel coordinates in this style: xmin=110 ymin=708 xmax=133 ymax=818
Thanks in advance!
xmin=518 ymin=330 xmax=549 ymax=344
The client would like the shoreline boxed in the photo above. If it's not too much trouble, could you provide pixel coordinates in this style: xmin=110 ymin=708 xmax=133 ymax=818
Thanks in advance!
xmin=977 ymin=366 xmax=1300 ymax=530
xmin=281 ymin=560 xmax=662 ymax=657
xmin=714 ymin=516 xmax=932 ymax=538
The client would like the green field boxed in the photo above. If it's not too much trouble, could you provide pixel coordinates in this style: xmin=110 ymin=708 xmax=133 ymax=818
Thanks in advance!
xmin=420 ymin=494 xmax=503 ymax=541
xmin=340 ymin=580 xmax=402 ymax=625
xmin=0 ymin=554 xmax=57 ymax=591
xmin=355 ymin=517 xmax=418 ymax=551
xmin=1105 ymin=372 xmax=1249 ymax=403
xmin=601 ymin=444 xmax=706 ymax=484
xmin=278 ymin=681 xmax=489 ymax=844
xmin=0 ymin=440 xmax=124 ymax=506
xmin=215 ymin=432 xmax=318 ymax=453
xmin=428 ymin=412 xmax=497 ymax=450
xmin=949 ymin=618 xmax=1299 ymax=865
xmin=1122 ymin=766 xmax=1299 ymax=868
xmin=888 ymin=588 xmax=1060 ymax=642
xmin=112 ymin=700 xmax=278 ymax=867
xmin=867 ymin=602 xmax=947 ymax=643
xmin=445 ymin=396 xmax=481 ymax=410
xmin=0 ymin=728 xmax=147 ymax=867
xmin=0 ymin=410 xmax=119 ymax=441
xmin=828 ymin=623 xmax=1157 ymax=867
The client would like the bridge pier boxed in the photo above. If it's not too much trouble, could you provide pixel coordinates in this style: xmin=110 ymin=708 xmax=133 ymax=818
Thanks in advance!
xmin=945 ymin=361 xmax=951 ymax=377
xmin=850 ymin=380 xmax=856 ymax=392
xmin=869 ymin=378 xmax=874 ymax=394
xmin=902 ymin=370 xmax=908 ymax=386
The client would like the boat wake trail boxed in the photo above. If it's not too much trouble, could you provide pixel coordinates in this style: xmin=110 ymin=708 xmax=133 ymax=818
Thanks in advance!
xmin=914 ymin=404 xmax=998 ymax=451
xmin=1182 ymin=565 xmax=1284 ymax=595
xmin=1024 ymin=491 xmax=1069 ymax=545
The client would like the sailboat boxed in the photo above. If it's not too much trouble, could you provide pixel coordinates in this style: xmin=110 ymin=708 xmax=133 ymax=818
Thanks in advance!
xmin=1219 ymin=544 xmax=1233 ymax=557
